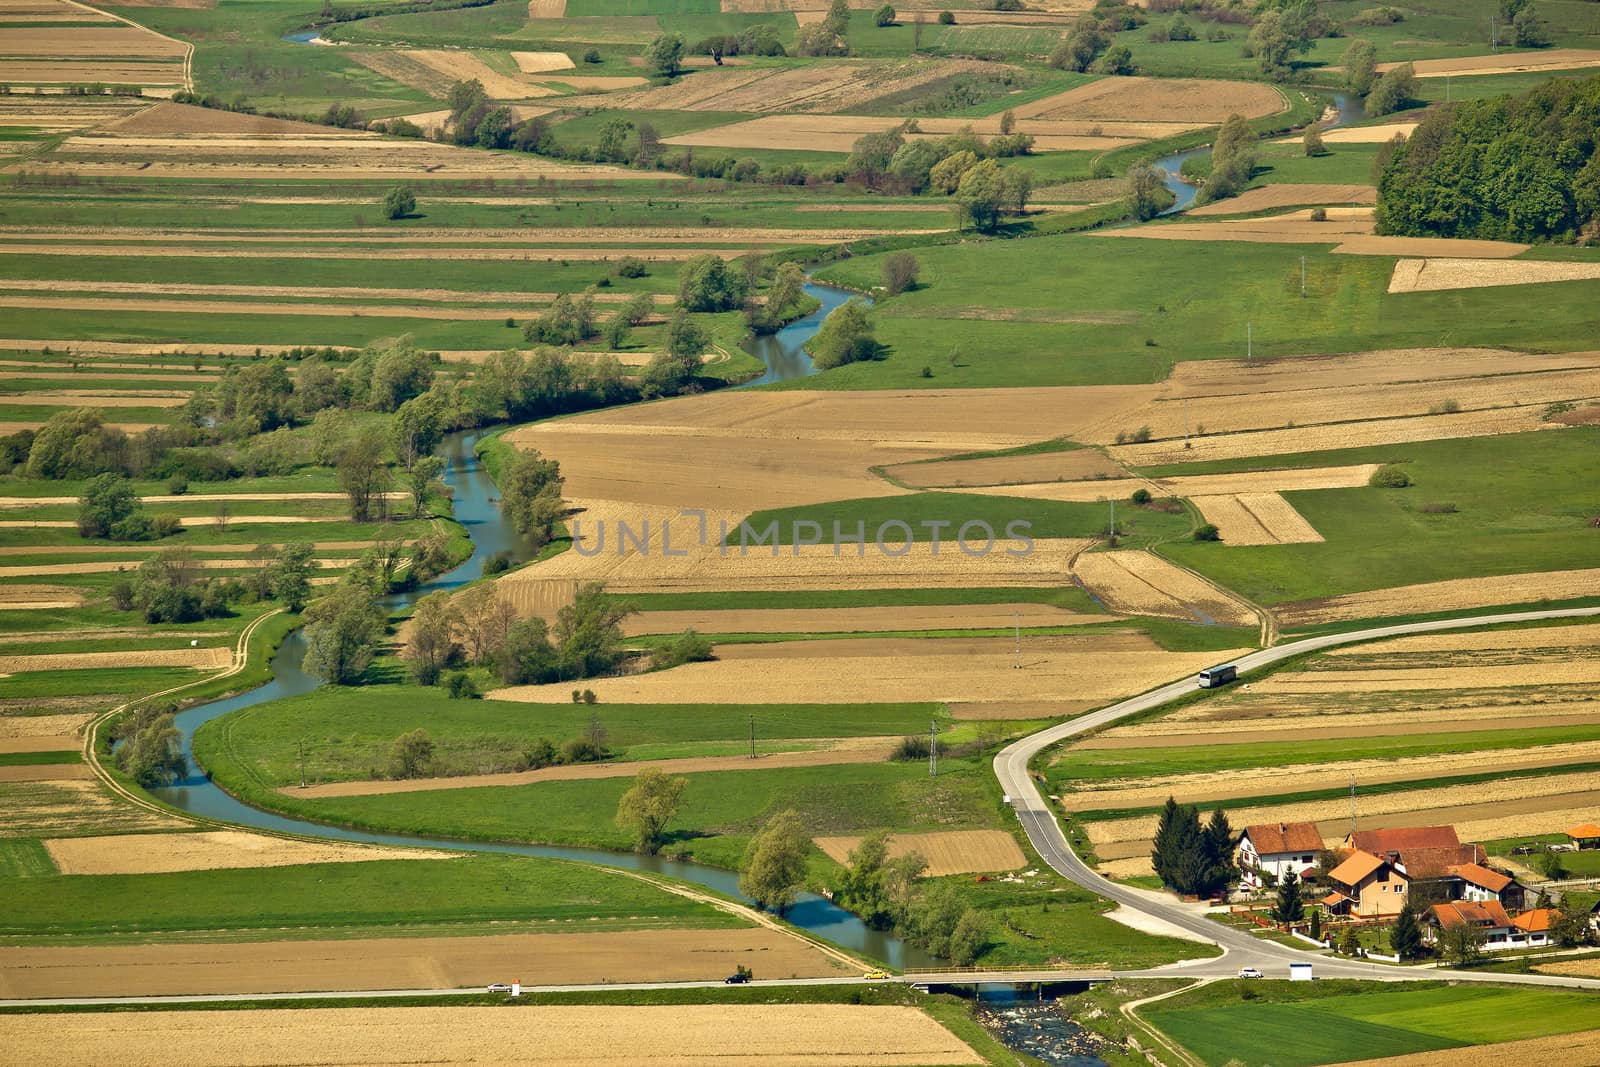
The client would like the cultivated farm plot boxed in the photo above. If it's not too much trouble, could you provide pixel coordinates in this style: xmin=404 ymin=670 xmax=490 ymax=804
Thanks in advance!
xmin=1185 ymin=183 xmax=1375 ymax=216
xmin=0 ymin=647 xmax=230 ymax=673
xmin=490 ymin=634 xmax=1241 ymax=705
xmin=1374 ymin=49 xmax=1600 ymax=78
xmin=1388 ymin=257 xmax=1600 ymax=294
xmin=883 ymin=448 xmax=1125 ymax=489
xmin=0 ymin=583 xmax=83 ymax=609
xmin=1273 ymin=121 xmax=1416 ymax=145
xmin=1277 ymin=567 xmax=1600 ymax=626
xmin=0 ymin=930 xmax=856 ymax=999
xmin=1011 ymin=76 xmax=1286 ymax=124
xmin=41 ymin=831 xmax=450 ymax=875
xmin=1324 ymin=1031 xmax=1600 ymax=1067
xmin=813 ymin=830 xmax=1027 ymax=876
xmin=0 ymin=778 xmax=184 ymax=838
xmin=622 ymin=603 xmax=1110 ymax=635
xmin=349 ymin=49 xmax=556 ymax=101
xmin=0 ymin=22 xmax=188 ymax=91
xmin=951 ymin=465 xmax=1378 ymax=504
xmin=0 ymin=1005 xmax=980 ymax=1065
xmin=1070 ymin=551 xmax=1257 ymax=626
xmin=662 ymin=114 xmax=1157 ymax=154
xmin=1190 ymin=492 xmax=1323 ymax=546
xmin=1098 ymin=209 xmax=1534 ymax=259
xmin=511 ymin=50 xmax=573 ymax=73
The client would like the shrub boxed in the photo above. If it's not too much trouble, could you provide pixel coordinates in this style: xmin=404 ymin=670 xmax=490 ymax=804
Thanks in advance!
xmin=1194 ymin=523 xmax=1221 ymax=541
xmin=616 ymin=255 xmax=648 ymax=278
xmin=523 ymin=737 xmax=559 ymax=769
xmin=582 ymin=48 xmax=602 ymax=63
xmin=892 ymin=735 xmax=932 ymax=760
xmin=882 ymin=252 xmax=919 ymax=295
xmin=1304 ymin=126 xmax=1326 ymax=157
xmin=382 ymin=185 xmax=415 ymax=220
xmin=561 ymin=736 xmax=607 ymax=763
xmin=1369 ymin=464 xmax=1412 ymax=488
xmin=938 ymin=9 xmax=954 ymax=23
xmin=1350 ymin=5 xmax=1403 ymax=26
xmin=446 ymin=672 xmax=481 ymax=699
xmin=1419 ymin=502 xmax=1458 ymax=514
xmin=1130 ymin=488 xmax=1152 ymax=505
xmin=1309 ymin=206 xmax=1328 ymax=221
xmin=165 ymin=475 xmax=189 ymax=495
xmin=1428 ymin=398 xmax=1460 ymax=415
xmin=1130 ymin=425 xmax=1152 ymax=443
xmin=874 ymin=3 xmax=894 ymax=25
xmin=482 ymin=550 xmax=515 ymax=576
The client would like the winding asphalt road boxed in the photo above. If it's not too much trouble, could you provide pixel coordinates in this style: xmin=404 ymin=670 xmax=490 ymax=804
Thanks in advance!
xmin=995 ymin=605 xmax=1600 ymax=990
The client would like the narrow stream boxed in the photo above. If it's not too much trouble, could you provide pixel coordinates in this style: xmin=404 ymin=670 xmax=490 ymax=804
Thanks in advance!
xmin=152 ymin=282 xmax=937 ymax=969
xmin=1155 ymin=90 xmax=1364 ymax=215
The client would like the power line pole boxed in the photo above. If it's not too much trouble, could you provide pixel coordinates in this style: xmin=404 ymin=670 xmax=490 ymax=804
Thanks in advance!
xmin=749 ymin=714 xmax=755 ymax=760
xmin=1109 ymin=497 xmax=1116 ymax=547
xmin=928 ymin=720 xmax=938 ymax=777
xmin=1013 ymin=608 xmax=1021 ymax=670
xmin=298 ymin=738 xmax=307 ymax=788
xmin=1300 ymin=256 xmax=1306 ymax=299
xmin=1247 ymin=320 xmax=1253 ymax=366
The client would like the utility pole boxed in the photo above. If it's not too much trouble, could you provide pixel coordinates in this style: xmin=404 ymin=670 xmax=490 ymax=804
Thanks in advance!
xmin=749 ymin=714 xmax=755 ymax=760
xmin=1109 ymin=497 xmax=1116 ymax=547
xmin=1247 ymin=321 xmax=1253 ymax=366
xmin=1349 ymin=774 xmax=1357 ymax=841
xmin=298 ymin=738 xmax=307 ymax=788
xmin=1300 ymin=256 xmax=1306 ymax=299
xmin=928 ymin=720 xmax=938 ymax=777
xmin=1013 ymin=608 xmax=1021 ymax=670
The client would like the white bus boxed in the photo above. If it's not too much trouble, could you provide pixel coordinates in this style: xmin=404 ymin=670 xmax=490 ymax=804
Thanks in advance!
xmin=1198 ymin=663 xmax=1238 ymax=688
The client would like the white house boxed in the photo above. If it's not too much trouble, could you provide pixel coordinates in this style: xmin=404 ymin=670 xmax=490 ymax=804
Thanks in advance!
xmin=1236 ymin=821 xmax=1324 ymax=889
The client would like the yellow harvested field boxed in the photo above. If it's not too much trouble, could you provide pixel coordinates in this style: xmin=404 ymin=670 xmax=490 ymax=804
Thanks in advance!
xmin=955 ymin=465 xmax=1377 ymax=504
xmin=0 ymin=389 xmax=186 ymax=407
xmin=1012 ymin=77 xmax=1285 ymax=124
xmin=1536 ymin=961 xmax=1600 ymax=979
xmin=0 ymin=931 xmax=863 ymax=999
xmin=0 ymin=778 xmax=184 ymax=838
xmin=569 ymin=58 xmax=1013 ymax=114
xmin=0 ymin=647 xmax=230 ymax=673
xmin=623 ymin=603 xmax=1109 ymax=635
xmin=1328 ymin=1031 xmax=1600 ymax=1067
xmin=0 ymin=583 xmax=83 ymax=609
xmin=884 ymin=448 xmax=1126 ymax=488
xmin=0 ymin=715 xmax=92 ymax=751
xmin=1253 ymin=662 xmax=1600 ymax=693
xmin=286 ymin=737 xmax=900 ymax=799
xmin=1376 ymin=49 xmax=1600 ymax=78
xmin=527 ymin=0 xmax=563 ymax=15
xmin=1098 ymin=208 xmax=1375 ymax=246
xmin=813 ymin=830 xmax=1027 ymax=876
xmin=0 ymin=763 xmax=91 ymax=782
xmin=1187 ymin=183 xmax=1375 ymax=216
xmin=397 ymin=103 xmax=552 ymax=130
xmin=1070 ymin=551 xmax=1257 ymax=626
xmin=0 ymin=1005 xmax=980 ymax=1065
xmin=1279 ymin=568 xmax=1600 ymax=626
xmin=1388 ymin=256 xmax=1600 ymax=293
xmin=1276 ymin=121 xmax=1415 ymax=145
xmin=491 ymin=635 xmax=1240 ymax=706
xmin=349 ymin=49 xmax=555 ymax=101
xmin=1060 ymin=748 xmax=1600 ymax=814
xmin=1332 ymin=234 xmax=1530 ymax=258
xmin=0 ymin=61 xmax=184 ymax=86
xmin=0 ymin=26 xmax=186 ymax=56
xmin=534 ymin=74 xmax=650 ymax=90
xmin=512 ymin=50 xmax=573 ymax=73
xmin=43 ymin=831 xmax=450 ymax=875
xmin=662 ymin=114 xmax=1145 ymax=153
xmin=103 ymin=102 xmax=360 ymax=138
xmin=1327 ymin=621 xmax=1600 ymax=656
xmin=1191 ymin=492 xmax=1324 ymax=546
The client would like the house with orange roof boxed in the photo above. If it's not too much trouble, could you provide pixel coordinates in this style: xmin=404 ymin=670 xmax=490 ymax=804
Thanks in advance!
xmin=1426 ymin=901 xmax=1515 ymax=950
xmin=1566 ymin=822 xmax=1600 ymax=850
xmin=1236 ymin=821 xmax=1324 ymax=889
xmin=1322 ymin=850 xmax=1410 ymax=918
xmin=1510 ymin=908 xmax=1556 ymax=949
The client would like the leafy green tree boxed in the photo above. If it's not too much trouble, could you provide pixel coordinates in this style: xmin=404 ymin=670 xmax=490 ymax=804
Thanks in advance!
xmin=848 ymin=126 xmax=904 ymax=184
xmin=1128 ymin=161 xmax=1169 ymax=220
xmin=382 ymin=185 xmax=416 ymax=220
xmin=1274 ymin=869 xmax=1305 ymax=923
xmin=1344 ymin=38 xmax=1377 ymax=95
xmin=1094 ymin=43 xmax=1134 ymax=75
xmin=929 ymin=149 xmax=978 ymax=195
xmin=448 ymin=78 xmax=486 ymax=121
xmin=133 ymin=548 xmax=205 ymax=623
xmin=391 ymin=390 xmax=446 ymax=471
xmin=77 ymin=473 xmax=141 ymax=539
xmin=882 ymin=252 xmax=919 ymax=296
xmin=404 ymin=453 xmax=446 ymax=519
xmin=497 ymin=616 xmax=559 ymax=684
xmin=269 ymin=541 xmax=319 ymax=612
xmin=500 ymin=448 xmax=565 ymax=550
xmin=874 ymin=3 xmax=894 ymax=25
xmin=740 ymin=808 xmax=810 ymax=912
xmin=335 ymin=423 xmax=391 ymax=522
xmin=643 ymin=33 xmax=685 ymax=78
xmin=554 ymin=581 xmax=632 ymax=678
xmin=1513 ymin=4 xmax=1548 ymax=47
xmin=955 ymin=158 xmax=1005 ymax=230
xmin=912 ymin=882 xmax=967 ymax=956
xmin=615 ymin=766 xmax=688 ymax=853
xmin=1049 ymin=13 xmax=1109 ymax=72
xmin=888 ymin=139 xmax=941 ymax=193
xmin=390 ymin=728 xmax=434 ymax=778
xmin=1390 ymin=901 xmax=1424 ymax=959
xmin=649 ymin=628 xmax=713 ymax=670
xmin=596 ymin=116 xmax=635 ymax=162
xmin=948 ymin=908 xmax=989 ymax=965
xmin=677 ymin=254 xmax=747 ymax=311
xmin=641 ymin=315 xmax=708 ymax=397
xmin=404 ymin=589 xmax=459 ymax=686
xmin=1247 ymin=9 xmax=1310 ymax=80
xmin=1366 ymin=62 xmax=1418 ymax=116
xmin=1339 ymin=925 xmax=1361 ymax=956
xmin=114 ymin=706 xmax=186 ymax=787
xmin=27 ymin=407 xmax=126 ymax=479
xmin=1197 ymin=113 xmax=1257 ymax=204
xmin=1439 ymin=919 xmax=1487 ymax=966
xmin=808 ymin=297 xmax=881 ymax=369
xmin=1551 ymin=899 xmax=1593 ymax=947
xmin=302 ymin=583 xmax=386 ymax=685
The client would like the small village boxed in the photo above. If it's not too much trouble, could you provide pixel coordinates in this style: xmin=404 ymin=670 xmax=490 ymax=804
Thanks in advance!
xmin=1226 ymin=819 xmax=1600 ymax=963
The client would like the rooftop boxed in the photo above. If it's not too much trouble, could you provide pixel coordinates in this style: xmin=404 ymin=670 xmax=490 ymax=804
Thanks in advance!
xmin=1328 ymin=850 xmax=1391 ymax=886
xmin=1430 ymin=901 xmax=1513 ymax=930
xmin=1242 ymin=821 xmax=1325 ymax=855
xmin=1348 ymin=825 xmax=1460 ymax=853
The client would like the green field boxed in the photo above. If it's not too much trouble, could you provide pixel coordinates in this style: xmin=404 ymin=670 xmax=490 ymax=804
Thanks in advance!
xmin=1146 ymin=981 xmax=1600 ymax=1067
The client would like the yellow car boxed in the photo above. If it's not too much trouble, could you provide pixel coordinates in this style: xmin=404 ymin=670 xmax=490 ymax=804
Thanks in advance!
xmin=863 ymin=970 xmax=892 ymax=981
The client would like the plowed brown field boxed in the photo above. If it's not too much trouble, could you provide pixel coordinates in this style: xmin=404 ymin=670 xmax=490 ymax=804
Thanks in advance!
xmin=813 ymin=830 xmax=1027 ymax=876
xmin=1013 ymin=77 xmax=1285 ymax=123
xmin=0 ymin=584 xmax=83 ymax=608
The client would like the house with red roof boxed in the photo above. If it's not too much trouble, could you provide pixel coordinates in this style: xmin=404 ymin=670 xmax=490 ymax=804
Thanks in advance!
xmin=1341 ymin=825 xmax=1525 ymax=910
xmin=1236 ymin=821 xmax=1324 ymax=889
xmin=1426 ymin=901 xmax=1515 ymax=950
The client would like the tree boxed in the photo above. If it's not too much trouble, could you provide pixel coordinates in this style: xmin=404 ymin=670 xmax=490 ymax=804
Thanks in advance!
xmin=677 ymin=253 xmax=747 ymax=311
xmin=1304 ymin=125 xmax=1326 ymax=157
xmin=497 ymin=616 xmax=559 ymax=684
xmin=77 ymin=473 xmax=141 ymax=539
xmin=405 ymin=453 xmax=446 ymax=519
xmin=1344 ymin=38 xmax=1377 ymax=95
xmin=615 ymin=766 xmax=688 ymax=853
xmin=807 ymin=297 xmax=880 ymax=370
xmin=1202 ymin=808 xmax=1236 ymax=895
xmin=1094 ymin=43 xmax=1134 ymax=75
xmin=1339 ymin=925 xmax=1361 ymax=956
xmin=1513 ymin=4 xmax=1548 ymax=48
xmin=302 ymin=583 xmax=386 ymax=685
xmin=1366 ymin=62 xmax=1418 ymax=117
xmin=1551 ymin=899 xmax=1593 ymax=948
xmin=1049 ymin=14 xmax=1108 ymax=72
xmin=751 ymin=261 xmax=806 ymax=332
xmin=740 ymin=808 xmax=810 ymax=912
xmin=650 ymin=628 xmax=713 ymax=670
xmin=948 ymin=909 xmax=989 ymax=965
xmin=642 ymin=316 xmax=708 ymax=397
xmin=554 ymin=581 xmax=632 ymax=678
xmin=929 ymin=149 xmax=978 ymax=195
xmin=999 ymin=108 xmax=1015 ymax=135
xmin=114 ymin=706 xmax=186 ymax=787
xmin=1439 ymin=920 xmax=1487 ymax=966
xmin=133 ymin=548 xmax=205 ymax=624
xmin=1247 ymin=9 xmax=1308 ymax=81
xmin=874 ymin=2 xmax=894 ymax=25
xmin=848 ymin=126 xmax=904 ymax=184
xmin=1309 ymin=906 xmax=1322 ymax=943
xmin=955 ymin=159 xmax=1005 ymax=231
xmin=269 ymin=541 xmax=318 ymax=612
xmin=390 ymin=728 xmax=434 ymax=778
xmin=27 ymin=407 xmax=126 ymax=480
xmin=383 ymin=185 xmax=415 ymax=220
xmin=643 ymin=33 xmax=685 ymax=78
xmin=336 ymin=423 xmax=391 ymax=522
xmin=1126 ymin=161 xmax=1170 ymax=220
xmin=1151 ymin=796 xmax=1182 ymax=888
xmin=1390 ymin=901 xmax=1424 ymax=960
xmin=391 ymin=391 xmax=446 ymax=471
xmin=404 ymin=590 xmax=459 ymax=686
xmin=499 ymin=447 xmax=564 ymax=549
xmin=1197 ymin=113 xmax=1257 ymax=204
xmin=882 ymin=252 xmax=919 ymax=296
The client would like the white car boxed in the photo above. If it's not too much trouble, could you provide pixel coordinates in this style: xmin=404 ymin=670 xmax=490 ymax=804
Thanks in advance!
xmin=487 ymin=983 xmax=514 ymax=993
xmin=1237 ymin=966 xmax=1264 ymax=979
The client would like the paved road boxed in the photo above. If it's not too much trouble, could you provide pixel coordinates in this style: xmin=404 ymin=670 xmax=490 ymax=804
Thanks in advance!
xmin=995 ymin=605 xmax=1600 ymax=991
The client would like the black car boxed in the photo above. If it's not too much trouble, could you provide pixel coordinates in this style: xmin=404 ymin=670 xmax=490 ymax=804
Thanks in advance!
xmin=724 ymin=972 xmax=751 ymax=984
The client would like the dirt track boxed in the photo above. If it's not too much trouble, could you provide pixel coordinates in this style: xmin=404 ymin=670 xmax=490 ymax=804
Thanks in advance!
xmin=282 ymin=736 xmax=901 ymax=799
xmin=813 ymin=830 xmax=1026 ymax=876
xmin=0 ymin=929 xmax=856 ymax=1000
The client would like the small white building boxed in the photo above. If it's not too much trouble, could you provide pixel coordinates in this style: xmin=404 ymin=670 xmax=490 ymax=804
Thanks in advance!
xmin=1236 ymin=821 xmax=1324 ymax=889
